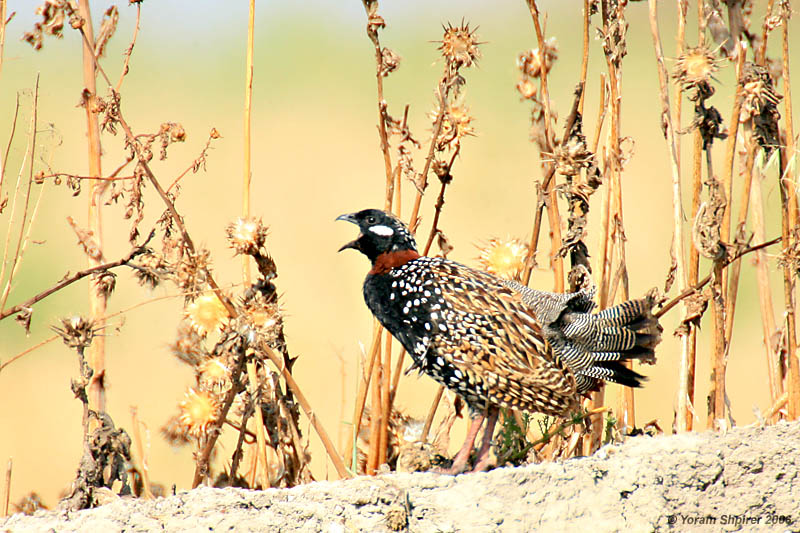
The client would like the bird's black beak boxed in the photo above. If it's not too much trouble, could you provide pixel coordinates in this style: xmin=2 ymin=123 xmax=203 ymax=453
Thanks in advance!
xmin=336 ymin=213 xmax=360 ymax=252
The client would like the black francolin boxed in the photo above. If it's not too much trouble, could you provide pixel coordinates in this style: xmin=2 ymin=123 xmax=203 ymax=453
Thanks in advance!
xmin=338 ymin=208 xmax=662 ymax=474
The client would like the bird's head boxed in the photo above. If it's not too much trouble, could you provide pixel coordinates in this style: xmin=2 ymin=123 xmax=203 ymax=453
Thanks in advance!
xmin=336 ymin=209 xmax=418 ymax=263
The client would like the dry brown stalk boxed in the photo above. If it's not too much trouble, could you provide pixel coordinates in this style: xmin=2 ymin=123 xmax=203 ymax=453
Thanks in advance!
xmin=590 ymin=74 xmax=607 ymax=154
xmin=524 ymin=0 xmax=564 ymax=293
xmin=0 ymin=77 xmax=43 ymax=314
xmin=0 ymin=246 xmax=145 ymax=322
xmin=589 ymin=0 xmax=628 ymax=448
xmin=246 ymin=360 xmax=271 ymax=489
xmin=647 ymin=0 xmax=691 ymax=433
xmin=578 ymin=0 xmax=591 ymax=114
xmin=0 ymin=94 xmax=20 ymax=200
xmin=129 ymin=407 xmax=153 ymax=499
xmin=378 ymin=333 xmax=393 ymax=469
xmin=763 ymin=391 xmax=789 ymax=422
xmin=2 ymin=458 xmax=10 ymax=517
xmin=708 ymin=46 xmax=746 ymax=428
xmin=0 ymin=0 xmax=7 ymax=85
xmin=77 ymin=0 xmax=108 ymax=417
xmin=366 ymin=348 xmax=382 ymax=474
xmin=724 ymin=143 xmax=757 ymax=344
xmin=751 ymin=171 xmax=783 ymax=416
xmin=420 ymin=385 xmax=444 ymax=442
xmin=780 ymin=3 xmax=800 ymax=419
xmin=360 ymin=0 xmax=394 ymax=209
xmin=655 ymin=237 xmax=782 ymax=320
xmin=242 ymin=0 xmax=255 ymax=286
xmin=344 ymin=323 xmax=382 ymax=472
xmin=114 ymin=2 xmax=140 ymax=92
xmin=683 ymin=0 xmax=709 ymax=433
xmin=408 ymin=80 xmax=448 ymax=230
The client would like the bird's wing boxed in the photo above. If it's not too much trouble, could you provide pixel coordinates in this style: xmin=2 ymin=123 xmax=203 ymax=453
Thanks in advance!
xmin=420 ymin=258 xmax=578 ymax=414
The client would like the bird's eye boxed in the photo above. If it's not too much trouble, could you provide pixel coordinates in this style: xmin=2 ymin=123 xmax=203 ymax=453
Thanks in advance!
xmin=367 ymin=216 xmax=376 ymax=224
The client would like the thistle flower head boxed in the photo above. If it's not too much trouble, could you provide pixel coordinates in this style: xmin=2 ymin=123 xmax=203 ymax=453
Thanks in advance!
xmin=517 ymin=38 xmax=558 ymax=79
xmin=198 ymin=357 xmax=231 ymax=392
xmin=674 ymin=46 xmax=719 ymax=89
xmin=437 ymin=21 xmax=481 ymax=69
xmin=431 ymin=98 xmax=476 ymax=151
xmin=52 ymin=315 xmax=97 ymax=350
xmin=226 ymin=217 xmax=269 ymax=256
xmin=185 ymin=292 xmax=229 ymax=337
xmin=740 ymin=63 xmax=781 ymax=120
xmin=476 ymin=238 xmax=529 ymax=281
xmin=178 ymin=387 xmax=219 ymax=438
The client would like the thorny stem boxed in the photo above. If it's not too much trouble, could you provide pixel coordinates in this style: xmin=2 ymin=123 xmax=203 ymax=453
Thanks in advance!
xmin=246 ymin=360 xmax=271 ymax=489
xmin=193 ymin=348 xmax=248 ymax=487
xmin=229 ymin=402 xmax=254 ymax=482
xmin=647 ymin=0 xmax=690 ymax=432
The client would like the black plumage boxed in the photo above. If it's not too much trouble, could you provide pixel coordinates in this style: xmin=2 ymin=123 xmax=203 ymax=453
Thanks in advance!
xmin=338 ymin=208 xmax=661 ymax=473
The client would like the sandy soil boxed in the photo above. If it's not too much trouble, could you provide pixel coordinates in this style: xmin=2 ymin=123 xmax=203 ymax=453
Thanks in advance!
xmin=2 ymin=421 xmax=799 ymax=532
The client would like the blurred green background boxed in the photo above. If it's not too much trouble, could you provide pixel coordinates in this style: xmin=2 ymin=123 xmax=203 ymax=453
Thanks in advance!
xmin=0 ymin=0 xmax=796 ymax=507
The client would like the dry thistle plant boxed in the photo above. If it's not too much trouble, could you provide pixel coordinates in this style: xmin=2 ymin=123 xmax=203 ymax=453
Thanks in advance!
xmin=348 ymin=1 xmax=484 ymax=477
xmin=3 ymin=0 xmax=353 ymax=507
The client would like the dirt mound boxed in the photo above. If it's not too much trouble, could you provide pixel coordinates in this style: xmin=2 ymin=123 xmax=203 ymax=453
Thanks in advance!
xmin=3 ymin=422 xmax=799 ymax=532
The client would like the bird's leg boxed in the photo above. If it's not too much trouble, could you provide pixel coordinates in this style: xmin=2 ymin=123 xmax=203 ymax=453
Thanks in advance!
xmin=470 ymin=406 xmax=499 ymax=473
xmin=441 ymin=411 xmax=485 ymax=475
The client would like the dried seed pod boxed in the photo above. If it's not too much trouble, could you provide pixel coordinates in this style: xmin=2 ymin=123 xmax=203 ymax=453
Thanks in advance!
xmin=52 ymin=316 xmax=97 ymax=350
xmin=437 ymin=21 xmax=481 ymax=69
xmin=517 ymin=38 xmax=558 ymax=79
xmin=226 ymin=217 xmax=268 ymax=257
xmin=673 ymin=46 xmax=720 ymax=90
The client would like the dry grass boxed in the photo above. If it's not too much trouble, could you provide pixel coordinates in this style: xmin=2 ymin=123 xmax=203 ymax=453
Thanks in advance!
xmin=0 ymin=0 xmax=798 ymax=515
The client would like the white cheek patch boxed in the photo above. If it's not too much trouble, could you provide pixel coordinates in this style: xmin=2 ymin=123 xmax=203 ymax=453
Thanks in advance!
xmin=368 ymin=225 xmax=395 ymax=237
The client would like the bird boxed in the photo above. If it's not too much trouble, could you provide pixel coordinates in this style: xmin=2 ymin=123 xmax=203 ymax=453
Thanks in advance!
xmin=337 ymin=208 xmax=662 ymax=474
